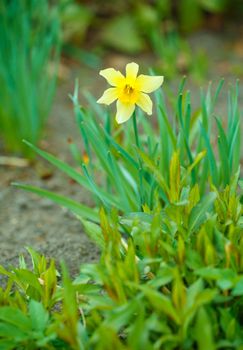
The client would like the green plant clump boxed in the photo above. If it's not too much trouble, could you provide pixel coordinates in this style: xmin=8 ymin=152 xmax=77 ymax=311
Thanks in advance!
xmin=16 ymin=77 xmax=241 ymax=219
xmin=0 ymin=190 xmax=242 ymax=349
xmin=4 ymin=75 xmax=242 ymax=349
xmin=0 ymin=0 xmax=60 ymax=156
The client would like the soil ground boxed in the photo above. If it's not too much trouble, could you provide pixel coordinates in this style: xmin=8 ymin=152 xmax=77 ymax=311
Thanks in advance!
xmin=0 ymin=29 xmax=242 ymax=277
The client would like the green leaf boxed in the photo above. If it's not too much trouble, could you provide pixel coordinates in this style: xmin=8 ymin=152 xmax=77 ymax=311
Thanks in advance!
xmin=0 ymin=323 xmax=28 ymax=342
xmin=212 ymin=79 xmax=225 ymax=109
xmin=29 ymin=299 xmax=49 ymax=332
xmin=101 ymin=127 xmax=139 ymax=170
xmin=188 ymin=192 xmax=217 ymax=233
xmin=181 ymin=150 xmax=206 ymax=186
xmin=104 ymin=301 xmax=139 ymax=331
xmin=228 ymin=119 xmax=240 ymax=174
xmin=0 ymin=307 xmax=31 ymax=332
xmin=195 ymin=267 xmax=221 ymax=279
xmin=13 ymin=269 xmax=43 ymax=294
xmin=79 ymin=218 xmax=105 ymax=249
xmin=0 ymin=339 xmax=17 ymax=350
xmin=12 ymin=183 xmax=99 ymax=222
xmin=194 ymin=307 xmax=215 ymax=350
xmin=232 ymin=279 xmax=243 ymax=296
xmin=137 ymin=149 xmax=170 ymax=200
xmin=169 ymin=151 xmax=180 ymax=202
xmin=200 ymin=125 xmax=218 ymax=186
xmin=186 ymin=279 xmax=204 ymax=308
xmin=127 ymin=303 xmax=152 ymax=350
xmin=216 ymin=279 xmax=233 ymax=290
xmin=215 ymin=117 xmax=230 ymax=185
xmin=158 ymin=105 xmax=177 ymax=150
xmin=140 ymin=286 xmax=181 ymax=325
xmin=22 ymin=140 xmax=118 ymax=209
xmin=195 ymin=289 xmax=217 ymax=306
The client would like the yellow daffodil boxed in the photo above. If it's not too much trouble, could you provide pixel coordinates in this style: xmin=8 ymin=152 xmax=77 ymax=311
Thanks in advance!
xmin=97 ymin=62 xmax=164 ymax=124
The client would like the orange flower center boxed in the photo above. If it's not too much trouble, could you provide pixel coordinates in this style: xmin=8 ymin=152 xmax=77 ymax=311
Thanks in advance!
xmin=118 ymin=83 xmax=138 ymax=104
xmin=123 ymin=84 xmax=134 ymax=95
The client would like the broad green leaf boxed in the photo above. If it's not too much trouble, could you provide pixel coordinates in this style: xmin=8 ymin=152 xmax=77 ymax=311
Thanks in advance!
xmin=194 ymin=307 xmax=215 ymax=350
xmin=186 ymin=279 xmax=204 ymax=309
xmin=0 ymin=339 xmax=17 ymax=350
xmin=104 ymin=300 xmax=138 ymax=331
xmin=14 ymin=269 xmax=43 ymax=294
xmin=0 ymin=323 xmax=28 ymax=341
xmin=232 ymin=279 xmax=243 ymax=296
xmin=188 ymin=192 xmax=217 ymax=233
xmin=127 ymin=304 xmax=153 ymax=350
xmin=0 ymin=307 xmax=31 ymax=332
xmin=140 ymin=286 xmax=181 ymax=325
xmin=186 ymin=184 xmax=200 ymax=213
xmin=29 ymin=299 xmax=49 ymax=332
xmin=79 ymin=218 xmax=105 ymax=249
xmin=195 ymin=267 xmax=221 ymax=280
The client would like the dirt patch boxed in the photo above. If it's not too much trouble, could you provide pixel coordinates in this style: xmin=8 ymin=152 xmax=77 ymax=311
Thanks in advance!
xmin=0 ymin=167 xmax=99 ymax=276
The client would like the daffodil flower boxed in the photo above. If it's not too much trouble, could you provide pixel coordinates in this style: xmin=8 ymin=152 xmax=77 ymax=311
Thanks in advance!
xmin=97 ymin=62 xmax=164 ymax=124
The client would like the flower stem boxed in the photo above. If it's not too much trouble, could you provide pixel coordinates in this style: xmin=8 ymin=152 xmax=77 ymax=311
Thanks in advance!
xmin=132 ymin=112 xmax=144 ymax=209
xmin=132 ymin=112 xmax=140 ymax=149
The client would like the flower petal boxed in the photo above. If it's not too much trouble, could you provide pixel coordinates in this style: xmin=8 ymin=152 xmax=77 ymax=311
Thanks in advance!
xmin=136 ymin=93 xmax=152 ymax=115
xmin=126 ymin=62 xmax=139 ymax=82
xmin=136 ymin=75 xmax=164 ymax=93
xmin=116 ymin=100 xmax=135 ymax=124
xmin=97 ymin=88 xmax=118 ymax=105
xmin=99 ymin=68 xmax=124 ymax=87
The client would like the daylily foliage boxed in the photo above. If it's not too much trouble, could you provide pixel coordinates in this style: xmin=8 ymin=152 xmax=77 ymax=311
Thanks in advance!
xmin=97 ymin=62 xmax=164 ymax=123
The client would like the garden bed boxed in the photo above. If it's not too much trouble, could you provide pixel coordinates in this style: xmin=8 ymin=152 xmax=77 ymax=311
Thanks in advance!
xmin=0 ymin=30 xmax=242 ymax=276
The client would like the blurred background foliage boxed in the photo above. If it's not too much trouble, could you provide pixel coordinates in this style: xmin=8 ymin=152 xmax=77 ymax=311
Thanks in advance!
xmin=60 ymin=0 xmax=243 ymax=49
xmin=0 ymin=0 xmax=60 ymax=156
xmin=0 ymin=0 xmax=242 ymax=156
xmin=60 ymin=0 xmax=243 ymax=76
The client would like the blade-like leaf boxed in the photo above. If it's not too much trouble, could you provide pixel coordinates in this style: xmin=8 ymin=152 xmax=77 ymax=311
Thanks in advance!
xmin=12 ymin=183 xmax=99 ymax=222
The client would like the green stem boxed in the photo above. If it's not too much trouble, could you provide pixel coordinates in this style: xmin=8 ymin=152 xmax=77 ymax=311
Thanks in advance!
xmin=132 ymin=112 xmax=144 ymax=209
xmin=133 ymin=112 xmax=140 ymax=149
